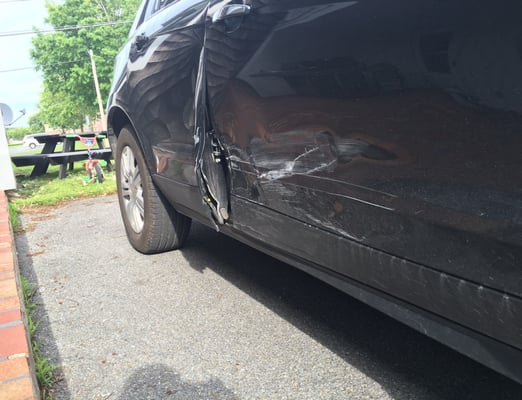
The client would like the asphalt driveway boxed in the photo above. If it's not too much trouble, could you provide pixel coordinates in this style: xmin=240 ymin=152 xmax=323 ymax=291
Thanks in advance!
xmin=15 ymin=194 xmax=522 ymax=399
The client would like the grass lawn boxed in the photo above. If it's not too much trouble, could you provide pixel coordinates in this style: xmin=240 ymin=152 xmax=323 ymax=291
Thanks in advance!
xmin=9 ymin=162 xmax=117 ymax=230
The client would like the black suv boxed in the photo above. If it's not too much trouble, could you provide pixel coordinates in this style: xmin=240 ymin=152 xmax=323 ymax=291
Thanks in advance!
xmin=107 ymin=0 xmax=522 ymax=383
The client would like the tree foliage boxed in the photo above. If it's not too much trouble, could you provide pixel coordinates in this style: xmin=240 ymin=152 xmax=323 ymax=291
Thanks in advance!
xmin=6 ymin=114 xmax=45 ymax=140
xmin=39 ymin=84 xmax=85 ymax=132
xmin=28 ymin=112 xmax=45 ymax=132
xmin=6 ymin=127 xmax=32 ymax=140
xmin=31 ymin=0 xmax=140 ymax=130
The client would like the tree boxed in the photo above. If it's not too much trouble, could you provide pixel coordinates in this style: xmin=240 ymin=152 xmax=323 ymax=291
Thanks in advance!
xmin=28 ymin=112 xmax=45 ymax=133
xmin=39 ymin=84 xmax=85 ymax=132
xmin=31 ymin=0 xmax=140 ymax=129
xmin=6 ymin=127 xmax=31 ymax=141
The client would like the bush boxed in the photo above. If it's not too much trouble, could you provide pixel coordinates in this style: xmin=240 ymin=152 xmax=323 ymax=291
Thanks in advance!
xmin=6 ymin=127 xmax=32 ymax=140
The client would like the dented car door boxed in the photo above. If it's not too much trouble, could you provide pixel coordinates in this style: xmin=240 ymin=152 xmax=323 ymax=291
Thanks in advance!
xmin=205 ymin=0 xmax=522 ymax=360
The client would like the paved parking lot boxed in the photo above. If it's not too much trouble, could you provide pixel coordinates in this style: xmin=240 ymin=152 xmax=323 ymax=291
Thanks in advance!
xmin=15 ymin=195 xmax=522 ymax=399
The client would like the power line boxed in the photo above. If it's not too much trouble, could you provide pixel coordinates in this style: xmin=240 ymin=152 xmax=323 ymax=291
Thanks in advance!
xmin=0 ymin=65 xmax=37 ymax=73
xmin=0 ymin=59 xmax=92 ymax=73
xmin=0 ymin=20 xmax=132 ymax=37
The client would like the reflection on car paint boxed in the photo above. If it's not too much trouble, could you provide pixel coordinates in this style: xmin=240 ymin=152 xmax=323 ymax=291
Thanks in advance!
xmin=107 ymin=0 xmax=522 ymax=383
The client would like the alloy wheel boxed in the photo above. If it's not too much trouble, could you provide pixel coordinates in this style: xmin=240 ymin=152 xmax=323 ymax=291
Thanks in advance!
xmin=120 ymin=145 xmax=144 ymax=233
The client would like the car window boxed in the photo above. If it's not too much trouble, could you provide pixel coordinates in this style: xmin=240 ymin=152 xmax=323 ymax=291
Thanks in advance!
xmin=134 ymin=0 xmax=159 ymax=29
xmin=133 ymin=0 xmax=180 ymax=30
xmin=157 ymin=0 xmax=179 ymax=10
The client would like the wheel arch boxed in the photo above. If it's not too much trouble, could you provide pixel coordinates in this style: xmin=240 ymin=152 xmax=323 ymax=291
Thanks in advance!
xmin=107 ymin=106 xmax=131 ymax=140
xmin=107 ymin=105 xmax=156 ymax=175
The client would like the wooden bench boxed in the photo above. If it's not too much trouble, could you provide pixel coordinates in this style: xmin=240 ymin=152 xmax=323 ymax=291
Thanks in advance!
xmin=49 ymin=149 xmax=113 ymax=178
xmin=47 ymin=149 xmax=112 ymax=165
xmin=11 ymin=149 xmax=113 ymax=178
xmin=10 ymin=154 xmax=49 ymax=167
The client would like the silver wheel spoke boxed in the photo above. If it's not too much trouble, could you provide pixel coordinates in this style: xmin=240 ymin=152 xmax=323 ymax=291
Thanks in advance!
xmin=119 ymin=145 xmax=145 ymax=234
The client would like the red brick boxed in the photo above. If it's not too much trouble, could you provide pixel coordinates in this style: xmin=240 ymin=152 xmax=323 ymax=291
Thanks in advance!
xmin=0 ymin=297 xmax=20 ymax=312
xmin=0 ymin=270 xmax=15 ymax=280
xmin=0 ymin=271 xmax=15 ymax=280
xmin=0 ymin=309 xmax=21 ymax=325
xmin=0 ymin=252 xmax=14 ymax=265
xmin=0 ymin=357 xmax=29 ymax=382
xmin=0 ymin=247 xmax=12 ymax=255
xmin=0 ymin=260 xmax=14 ymax=273
xmin=0 ymin=376 xmax=36 ymax=400
xmin=0 ymin=325 xmax=28 ymax=358
xmin=0 ymin=279 xmax=18 ymax=299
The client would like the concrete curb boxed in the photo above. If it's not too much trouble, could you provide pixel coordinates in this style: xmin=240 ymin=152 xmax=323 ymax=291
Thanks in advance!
xmin=0 ymin=191 xmax=40 ymax=400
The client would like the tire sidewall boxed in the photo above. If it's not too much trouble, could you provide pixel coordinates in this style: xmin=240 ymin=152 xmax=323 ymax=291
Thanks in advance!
xmin=115 ymin=127 xmax=154 ymax=251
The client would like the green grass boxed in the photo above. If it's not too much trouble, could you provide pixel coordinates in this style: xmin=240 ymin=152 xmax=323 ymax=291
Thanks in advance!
xmin=14 ymin=165 xmax=116 ymax=205
xmin=20 ymin=276 xmax=57 ymax=400
xmin=9 ymin=163 xmax=117 ymax=231
xmin=8 ymin=201 xmax=20 ymax=232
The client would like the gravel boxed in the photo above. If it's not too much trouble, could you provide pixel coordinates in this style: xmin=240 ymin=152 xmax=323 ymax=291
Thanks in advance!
xmin=15 ymin=195 xmax=522 ymax=399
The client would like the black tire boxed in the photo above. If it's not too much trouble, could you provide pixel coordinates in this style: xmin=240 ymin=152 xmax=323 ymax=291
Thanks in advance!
xmin=29 ymin=143 xmax=36 ymax=149
xmin=94 ymin=163 xmax=104 ymax=183
xmin=115 ymin=126 xmax=191 ymax=253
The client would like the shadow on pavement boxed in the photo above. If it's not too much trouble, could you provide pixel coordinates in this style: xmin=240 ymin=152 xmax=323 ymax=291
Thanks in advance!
xmin=14 ymin=227 xmax=71 ymax=400
xmin=117 ymin=364 xmax=239 ymax=400
xmin=181 ymin=223 xmax=522 ymax=400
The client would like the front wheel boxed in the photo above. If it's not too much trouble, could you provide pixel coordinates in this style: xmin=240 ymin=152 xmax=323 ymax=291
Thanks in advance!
xmin=94 ymin=163 xmax=104 ymax=183
xmin=115 ymin=126 xmax=191 ymax=253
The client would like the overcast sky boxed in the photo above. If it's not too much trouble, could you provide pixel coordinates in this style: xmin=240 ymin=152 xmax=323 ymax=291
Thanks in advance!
xmin=0 ymin=0 xmax=48 ymax=127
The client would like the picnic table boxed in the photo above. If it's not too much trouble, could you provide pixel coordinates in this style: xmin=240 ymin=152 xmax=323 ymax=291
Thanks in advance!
xmin=10 ymin=133 xmax=113 ymax=179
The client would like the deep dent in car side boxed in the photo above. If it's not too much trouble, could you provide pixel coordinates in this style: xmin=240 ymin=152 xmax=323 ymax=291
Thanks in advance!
xmin=107 ymin=0 xmax=522 ymax=384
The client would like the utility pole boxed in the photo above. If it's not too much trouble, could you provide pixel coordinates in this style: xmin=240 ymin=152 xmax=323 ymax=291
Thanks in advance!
xmin=89 ymin=49 xmax=107 ymax=132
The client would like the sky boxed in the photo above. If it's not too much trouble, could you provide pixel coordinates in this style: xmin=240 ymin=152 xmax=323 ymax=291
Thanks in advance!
xmin=0 ymin=0 xmax=49 ymax=127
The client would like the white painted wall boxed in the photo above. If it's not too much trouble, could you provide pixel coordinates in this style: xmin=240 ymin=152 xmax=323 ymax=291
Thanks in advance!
xmin=0 ymin=112 xmax=16 ymax=191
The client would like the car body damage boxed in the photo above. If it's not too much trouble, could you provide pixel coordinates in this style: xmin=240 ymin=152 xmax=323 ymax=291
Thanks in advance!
xmin=107 ymin=0 xmax=522 ymax=384
xmin=194 ymin=126 xmax=230 ymax=226
xmin=194 ymin=45 xmax=230 ymax=227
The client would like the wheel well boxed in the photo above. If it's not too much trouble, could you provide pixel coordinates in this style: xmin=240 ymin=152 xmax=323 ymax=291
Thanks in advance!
xmin=108 ymin=107 xmax=131 ymax=138
xmin=108 ymin=110 xmax=156 ymax=176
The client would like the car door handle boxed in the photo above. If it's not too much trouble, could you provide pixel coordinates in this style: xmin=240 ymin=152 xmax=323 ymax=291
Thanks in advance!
xmin=212 ymin=4 xmax=251 ymax=23
xmin=134 ymin=33 xmax=149 ymax=51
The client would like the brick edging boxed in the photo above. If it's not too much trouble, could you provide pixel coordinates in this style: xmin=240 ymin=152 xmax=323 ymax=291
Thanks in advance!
xmin=0 ymin=191 xmax=40 ymax=400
